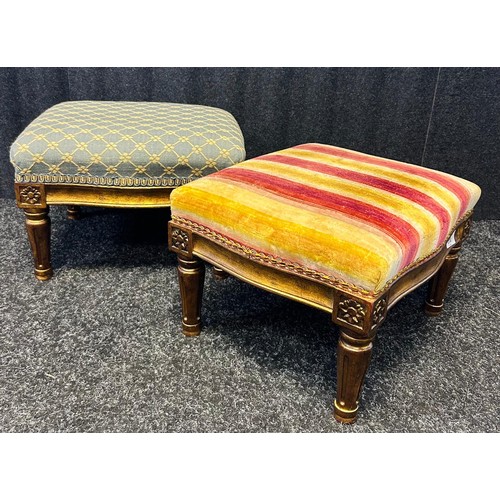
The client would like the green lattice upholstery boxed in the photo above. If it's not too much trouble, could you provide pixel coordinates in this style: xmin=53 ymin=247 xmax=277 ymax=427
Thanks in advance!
xmin=10 ymin=101 xmax=246 ymax=187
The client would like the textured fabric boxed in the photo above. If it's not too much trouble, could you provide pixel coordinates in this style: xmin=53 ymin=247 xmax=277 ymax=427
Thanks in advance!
xmin=10 ymin=101 xmax=245 ymax=187
xmin=171 ymin=143 xmax=481 ymax=293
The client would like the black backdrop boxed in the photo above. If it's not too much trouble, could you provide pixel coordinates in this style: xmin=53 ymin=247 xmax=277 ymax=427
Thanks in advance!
xmin=1 ymin=67 xmax=499 ymax=219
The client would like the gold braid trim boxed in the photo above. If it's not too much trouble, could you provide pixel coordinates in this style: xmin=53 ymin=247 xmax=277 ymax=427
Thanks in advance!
xmin=172 ymin=211 xmax=473 ymax=298
xmin=15 ymin=174 xmax=192 ymax=188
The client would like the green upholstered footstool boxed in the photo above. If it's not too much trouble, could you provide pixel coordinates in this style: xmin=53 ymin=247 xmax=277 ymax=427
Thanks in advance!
xmin=168 ymin=143 xmax=481 ymax=423
xmin=10 ymin=100 xmax=245 ymax=280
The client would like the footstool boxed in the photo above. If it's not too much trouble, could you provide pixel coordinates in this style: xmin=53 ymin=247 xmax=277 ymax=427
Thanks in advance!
xmin=10 ymin=100 xmax=245 ymax=280
xmin=167 ymin=143 xmax=481 ymax=423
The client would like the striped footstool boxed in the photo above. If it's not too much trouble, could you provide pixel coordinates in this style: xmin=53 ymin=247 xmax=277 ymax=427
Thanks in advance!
xmin=168 ymin=143 xmax=481 ymax=423
xmin=10 ymin=101 xmax=245 ymax=280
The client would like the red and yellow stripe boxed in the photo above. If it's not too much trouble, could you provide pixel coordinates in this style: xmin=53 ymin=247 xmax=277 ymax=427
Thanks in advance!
xmin=171 ymin=144 xmax=481 ymax=292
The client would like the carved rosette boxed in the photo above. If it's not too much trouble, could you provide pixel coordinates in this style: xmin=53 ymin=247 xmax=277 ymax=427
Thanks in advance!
xmin=169 ymin=224 xmax=193 ymax=257
xmin=171 ymin=227 xmax=189 ymax=251
xmin=20 ymin=186 xmax=42 ymax=205
xmin=337 ymin=296 xmax=366 ymax=326
xmin=372 ymin=298 xmax=387 ymax=326
xmin=334 ymin=293 xmax=388 ymax=333
xmin=15 ymin=184 xmax=46 ymax=209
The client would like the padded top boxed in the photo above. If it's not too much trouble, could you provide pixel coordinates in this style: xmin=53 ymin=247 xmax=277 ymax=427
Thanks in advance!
xmin=10 ymin=100 xmax=245 ymax=187
xmin=170 ymin=143 xmax=481 ymax=293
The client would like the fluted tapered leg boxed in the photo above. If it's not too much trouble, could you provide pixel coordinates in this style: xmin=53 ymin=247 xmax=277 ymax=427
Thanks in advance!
xmin=177 ymin=255 xmax=205 ymax=336
xmin=66 ymin=205 xmax=81 ymax=220
xmin=24 ymin=208 xmax=53 ymax=281
xmin=424 ymin=242 xmax=462 ymax=316
xmin=334 ymin=327 xmax=376 ymax=423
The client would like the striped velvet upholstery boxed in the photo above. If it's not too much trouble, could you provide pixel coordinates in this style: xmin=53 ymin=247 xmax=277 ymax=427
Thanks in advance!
xmin=170 ymin=144 xmax=481 ymax=294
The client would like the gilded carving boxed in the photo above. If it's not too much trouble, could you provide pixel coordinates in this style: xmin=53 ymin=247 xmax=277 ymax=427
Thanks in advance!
xmin=171 ymin=227 xmax=190 ymax=253
xmin=19 ymin=186 xmax=42 ymax=205
xmin=337 ymin=296 xmax=366 ymax=326
xmin=372 ymin=298 xmax=387 ymax=325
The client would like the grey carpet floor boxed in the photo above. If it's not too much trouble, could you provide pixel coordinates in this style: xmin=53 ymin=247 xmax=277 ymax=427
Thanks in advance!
xmin=0 ymin=198 xmax=498 ymax=432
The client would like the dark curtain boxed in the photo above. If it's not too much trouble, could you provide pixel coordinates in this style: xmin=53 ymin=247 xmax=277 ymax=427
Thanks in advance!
xmin=1 ymin=67 xmax=499 ymax=219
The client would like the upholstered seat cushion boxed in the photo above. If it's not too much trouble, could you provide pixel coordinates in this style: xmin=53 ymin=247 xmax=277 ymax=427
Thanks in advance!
xmin=10 ymin=101 xmax=245 ymax=187
xmin=170 ymin=143 xmax=481 ymax=293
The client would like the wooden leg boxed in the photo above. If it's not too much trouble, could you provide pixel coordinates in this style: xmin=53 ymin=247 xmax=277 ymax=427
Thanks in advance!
xmin=213 ymin=266 xmax=229 ymax=281
xmin=24 ymin=208 xmax=53 ymax=281
xmin=177 ymin=255 xmax=205 ymax=337
xmin=334 ymin=327 xmax=376 ymax=424
xmin=424 ymin=242 xmax=462 ymax=316
xmin=66 ymin=205 xmax=81 ymax=220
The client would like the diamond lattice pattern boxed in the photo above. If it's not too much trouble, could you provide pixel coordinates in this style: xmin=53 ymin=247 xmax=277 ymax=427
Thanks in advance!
xmin=10 ymin=101 xmax=246 ymax=187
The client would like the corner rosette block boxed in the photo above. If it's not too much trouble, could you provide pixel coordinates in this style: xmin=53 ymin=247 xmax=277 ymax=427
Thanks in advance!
xmin=168 ymin=223 xmax=193 ymax=257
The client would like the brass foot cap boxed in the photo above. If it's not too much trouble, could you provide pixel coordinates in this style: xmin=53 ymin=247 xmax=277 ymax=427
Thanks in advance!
xmin=424 ymin=301 xmax=443 ymax=317
xmin=334 ymin=413 xmax=358 ymax=424
xmin=333 ymin=399 xmax=358 ymax=424
xmin=213 ymin=267 xmax=229 ymax=281
xmin=182 ymin=322 xmax=201 ymax=337
xmin=67 ymin=207 xmax=81 ymax=220
xmin=34 ymin=268 xmax=53 ymax=281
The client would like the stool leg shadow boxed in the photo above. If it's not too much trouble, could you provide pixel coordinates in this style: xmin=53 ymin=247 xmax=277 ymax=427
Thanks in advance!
xmin=23 ymin=207 xmax=53 ymax=281
xmin=424 ymin=241 xmax=462 ymax=316
xmin=177 ymin=255 xmax=205 ymax=336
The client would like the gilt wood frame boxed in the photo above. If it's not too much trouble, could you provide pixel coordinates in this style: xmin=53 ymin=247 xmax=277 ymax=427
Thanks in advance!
xmin=15 ymin=182 xmax=174 ymax=209
xmin=15 ymin=182 xmax=174 ymax=280
xmin=168 ymin=212 xmax=473 ymax=423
